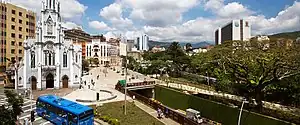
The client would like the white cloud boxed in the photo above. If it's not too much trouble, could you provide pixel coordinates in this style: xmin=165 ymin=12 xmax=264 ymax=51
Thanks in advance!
xmin=123 ymin=0 xmax=199 ymax=27
xmin=88 ymin=21 xmax=112 ymax=31
xmin=99 ymin=3 xmax=133 ymax=29
xmin=61 ymin=22 xmax=82 ymax=30
xmin=141 ymin=1 xmax=300 ymax=42
xmin=9 ymin=0 xmax=87 ymax=20
xmin=59 ymin=0 xmax=87 ymax=20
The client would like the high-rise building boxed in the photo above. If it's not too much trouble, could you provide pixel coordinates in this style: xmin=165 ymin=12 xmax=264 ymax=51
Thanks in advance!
xmin=0 ymin=2 xmax=36 ymax=72
xmin=136 ymin=34 xmax=149 ymax=51
xmin=215 ymin=19 xmax=251 ymax=45
xmin=126 ymin=40 xmax=135 ymax=52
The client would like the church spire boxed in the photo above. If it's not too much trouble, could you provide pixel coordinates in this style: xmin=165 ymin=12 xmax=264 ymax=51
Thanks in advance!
xmin=45 ymin=0 xmax=57 ymax=11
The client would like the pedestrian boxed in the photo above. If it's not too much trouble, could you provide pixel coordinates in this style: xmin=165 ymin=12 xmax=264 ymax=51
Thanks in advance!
xmin=165 ymin=108 xmax=169 ymax=118
xmin=132 ymin=95 xmax=135 ymax=104
xmin=157 ymin=108 xmax=162 ymax=119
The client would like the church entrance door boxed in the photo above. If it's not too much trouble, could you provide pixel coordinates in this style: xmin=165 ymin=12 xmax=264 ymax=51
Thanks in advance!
xmin=62 ymin=75 xmax=69 ymax=88
xmin=30 ymin=76 xmax=37 ymax=90
xmin=46 ymin=73 xmax=54 ymax=88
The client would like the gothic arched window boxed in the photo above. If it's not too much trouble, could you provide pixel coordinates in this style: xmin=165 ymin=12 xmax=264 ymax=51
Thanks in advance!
xmin=75 ymin=53 xmax=78 ymax=63
xmin=31 ymin=51 xmax=35 ymax=68
xmin=49 ymin=53 xmax=52 ymax=65
xmin=63 ymin=52 xmax=67 ymax=67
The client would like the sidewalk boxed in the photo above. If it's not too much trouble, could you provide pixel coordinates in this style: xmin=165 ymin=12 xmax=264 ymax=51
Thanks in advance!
xmin=134 ymin=100 xmax=180 ymax=125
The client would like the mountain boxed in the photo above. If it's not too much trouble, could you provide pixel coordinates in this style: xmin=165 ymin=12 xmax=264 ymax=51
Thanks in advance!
xmin=148 ymin=40 xmax=213 ymax=49
xmin=269 ymin=31 xmax=300 ymax=40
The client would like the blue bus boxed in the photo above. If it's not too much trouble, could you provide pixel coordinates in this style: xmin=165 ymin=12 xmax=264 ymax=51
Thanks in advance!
xmin=36 ymin=95 xmax=94 ymax=125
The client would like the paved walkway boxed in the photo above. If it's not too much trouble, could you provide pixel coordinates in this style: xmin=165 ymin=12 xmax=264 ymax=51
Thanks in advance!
xmin=134 ymin=100 xmax=180 ymax=125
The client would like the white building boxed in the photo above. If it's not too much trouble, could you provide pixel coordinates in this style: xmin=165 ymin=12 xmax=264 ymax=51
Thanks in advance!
xmin=254 ymin=35 xmax=270 ymax=41
xmin=16 ymin=0 xmax=82 ymax=90
xmin=136 ymin=34 xmax=149 ymax=51
xmin=86 ymin=38 xmax=109 ymax=65
xmin=215 ymin=19 xmax=251 ymax=45
xmin=119 ymin=42 xmax=127 ymax=56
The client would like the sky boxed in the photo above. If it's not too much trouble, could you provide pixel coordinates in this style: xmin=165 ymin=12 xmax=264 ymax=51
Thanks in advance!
xmin=7 ymin=0 xmax=300 ymax=43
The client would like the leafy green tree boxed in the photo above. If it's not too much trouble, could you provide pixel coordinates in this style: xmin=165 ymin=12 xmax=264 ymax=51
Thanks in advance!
xmin=92 ymin=58 xmax=99 ymax=66
xmin=209 ymin=40 xmax=300 ymax=110
xmin=82 ymin=59 xmax=89 ymax=71
xmin=166 ymin=42 xmax=191 ymax=77
xmin=185 ymin=43 xmax=193 ymax=52
xmin=0 ymin=90 xmax=24 ymax=124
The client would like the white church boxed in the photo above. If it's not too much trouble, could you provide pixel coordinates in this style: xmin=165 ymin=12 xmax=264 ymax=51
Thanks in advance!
xmin=16 ymin=0 xmax=82 ymax=90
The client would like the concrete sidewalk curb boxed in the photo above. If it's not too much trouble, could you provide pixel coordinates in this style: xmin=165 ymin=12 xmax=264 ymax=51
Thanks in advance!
xmin=94 ymin=119 xmax=110 ymax=125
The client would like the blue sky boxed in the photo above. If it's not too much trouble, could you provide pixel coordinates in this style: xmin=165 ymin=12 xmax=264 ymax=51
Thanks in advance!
xmin=9 ymin=0 xmax=300 ymax=42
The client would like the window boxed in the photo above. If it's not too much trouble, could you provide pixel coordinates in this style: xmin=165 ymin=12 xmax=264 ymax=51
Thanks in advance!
xmin=11 ymin=25 xmax=15 ymax=30
xmin=26 ymin=21 xmax=29 ymax=25
xmin=19 ymin=50 xmax=22 ymax=54
xmin=63 ymin=52 xmax=67 ymax=67
xmin=12 ymin=10 xmax=15 ymax=14
xmin=19 ymin=34 xmax=22 ymax=39
xmin=11 ymin=57 xmax=15 ymax=62
xmin=19 ymin=19 xmax=22 ymax=24
xmin=75 ymin=54 xmax=78 ymax=62
xmin=68 ymin=113 xmax=78 ymax=123
xmin=11 ymin=49 xmax=15 ymax=54
xmin=11 ymin=17 xmax=15 ymax=22
xmin=26 ymin=14 xmax=28 ymax=18
xmin=79 ymin=110 xmax=93 ymax=120
xmin=19 ymin=42 xmax=22 ymax=46
xmin=48 ymin=53 xmax=52 ymax=65
xmin=31 ymin=52 xmax=35 ymax=68
xmin=11 ymin=33 xmax=15 ymax=38
xmin=11 ymin=41 xmax=15 ymax=46
xmin=26 ymin=36 xmax=28 ymax=39
xmin=19 ymin=12 xmax=22 ymax=16
xmin=26 ymin=28 xmax=28 ymax=32
xmin=44 ymin=52 xmax=47 ymax=65
xmin=19 ymin=27 xmax=22 ymax=31
xmin=18 ymin=57 xmax=22 ymax=61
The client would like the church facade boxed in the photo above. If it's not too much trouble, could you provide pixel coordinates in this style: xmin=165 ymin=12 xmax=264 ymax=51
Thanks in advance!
xmin=16 ymin=0 xmax=82 ymax=90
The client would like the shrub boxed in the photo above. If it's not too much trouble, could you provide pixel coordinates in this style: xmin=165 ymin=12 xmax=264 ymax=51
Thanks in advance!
xmin=100 ymin=115 xmax=110 ymax=122
xmin=108 ymin=118 xmax=120 ymax=125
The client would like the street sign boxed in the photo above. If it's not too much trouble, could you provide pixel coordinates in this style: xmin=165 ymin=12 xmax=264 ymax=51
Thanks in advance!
xmin=119 ymin=80 xmax=126 ymax=87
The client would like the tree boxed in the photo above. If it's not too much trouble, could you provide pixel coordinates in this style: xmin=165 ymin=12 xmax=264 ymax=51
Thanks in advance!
xmin=210 ymin=40 xmax=300 ymax=110
xmin=82 ymin=59 xmax=89 ymax=71
xmin=92 ymin=58 xmax=99 ymax=66
xmin=166 ymin=42 xmax=191 ymax=77
xmin=0 ymin=90 xmax=24 ymax=124
xmin=185 ymin=43 xmax=193 ymax=52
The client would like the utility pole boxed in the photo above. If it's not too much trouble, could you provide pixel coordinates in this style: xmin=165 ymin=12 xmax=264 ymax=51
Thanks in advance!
xmin=124 ymin=50 xmax=128 ymax=115
xmin=30 ymin=55 xmax=34 ymax=125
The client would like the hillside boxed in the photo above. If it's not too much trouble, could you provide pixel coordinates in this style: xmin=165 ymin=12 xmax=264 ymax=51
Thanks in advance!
xmin=148 ymin=40 xmax=213 ymax=49
xmin=269 ymin=31 xmax=300 ymax=40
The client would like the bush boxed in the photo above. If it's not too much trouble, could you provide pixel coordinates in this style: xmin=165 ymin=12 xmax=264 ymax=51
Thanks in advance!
xmin=100 ymin=116 xmax=121 ymax=125
xmin=108 ymin=118 xmax=120 ymax=125
xmin=100 ymin=115 xmax=110 ymax=122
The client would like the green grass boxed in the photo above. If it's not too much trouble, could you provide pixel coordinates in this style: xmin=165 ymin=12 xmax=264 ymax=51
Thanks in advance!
xmin=95 ymin=101 xmax=164 ymax=125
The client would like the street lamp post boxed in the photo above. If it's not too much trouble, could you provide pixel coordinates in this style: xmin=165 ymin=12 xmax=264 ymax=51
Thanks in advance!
xmin=238 ymin=99 xmax=248 ymax=125
xmin=124 ymin=53 xmax=128 ymax=115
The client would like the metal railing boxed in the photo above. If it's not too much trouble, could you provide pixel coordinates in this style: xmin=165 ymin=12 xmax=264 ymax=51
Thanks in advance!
xmin=115 ymin=84 xmax=221 ymax=125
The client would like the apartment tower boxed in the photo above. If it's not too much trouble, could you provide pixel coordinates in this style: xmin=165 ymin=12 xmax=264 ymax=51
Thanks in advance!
xmin=215 ymin=19 xmax=251 ymax=45
xmin=0 ymin=2 xmax=36 ymax=72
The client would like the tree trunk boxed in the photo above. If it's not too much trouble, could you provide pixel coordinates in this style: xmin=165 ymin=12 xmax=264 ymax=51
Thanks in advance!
xmin=255 ymin=88 xmax=264 ymax=111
